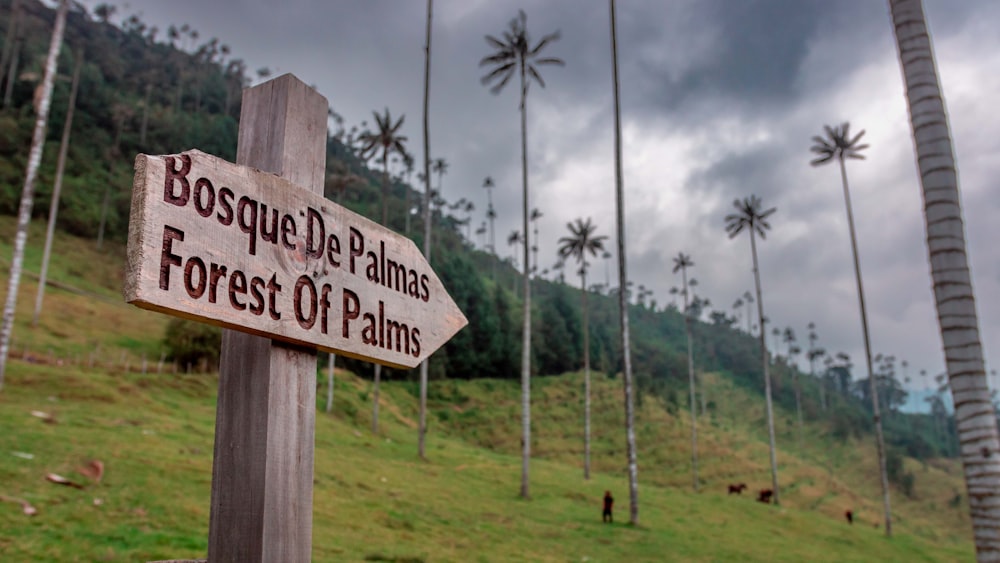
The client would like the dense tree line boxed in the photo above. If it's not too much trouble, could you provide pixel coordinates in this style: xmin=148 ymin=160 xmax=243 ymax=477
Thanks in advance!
xmin=0 ymin=0 xmax=963 ymax=470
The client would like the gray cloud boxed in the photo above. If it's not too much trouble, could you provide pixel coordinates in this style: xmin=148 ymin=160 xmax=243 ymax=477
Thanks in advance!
xmin=93 ymin=0 xmax=1000 ymax=393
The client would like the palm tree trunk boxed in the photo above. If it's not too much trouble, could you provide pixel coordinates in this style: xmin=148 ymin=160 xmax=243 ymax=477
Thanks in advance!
xmin=381 ymin=153 xmax=389 ymax=227
xmin=418 ymin=0 xmax=433 ymax=460
xmin=518 ymin=54 xmax=532 ymax=501
xmin=371 ymin=151 xmax=391 ymax=434
xmin=794 ymin=371 xmax=803 ymax=443
xmin=837 ymin=154 xmax=892 ymax=535
xmin=890 ymin=1 xmax=1000 ymax=556
xmin=3 ymin=36 xmax=20 ymax=108
xmin=750 ymin=229 xmax=779 ymax=505
xmin=683 ymin=267 xmax=699 ymax=492
xmin=325 ymin=353 xmax=335 ymax=413
xmin=581 ymin=268 xmax=591 ymax=480
xmin=372 ymin=363 xmax=381 ymax=434
xmin=610 ymin=0 xmax=639 ymax=525
xmin=404 ymin=172 xmax=411 ymax=235
xmin=0 ymin=0 xmax=20 ymax=92
xmin=0 ymin=0 xmax=68 ymax=390
xmin=33 ymin=48 xmax=81 ymax=327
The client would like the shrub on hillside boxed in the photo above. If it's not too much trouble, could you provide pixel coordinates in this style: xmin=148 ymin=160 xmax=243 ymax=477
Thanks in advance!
xmin=163 ymin=318 xmax=221 ymax=370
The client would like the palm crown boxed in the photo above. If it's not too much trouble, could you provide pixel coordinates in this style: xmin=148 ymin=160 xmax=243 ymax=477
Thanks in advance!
xmin=359 ymin=108 xmax=407 ymax=163
xmin=725 ymin=195 xmax=777 ymax=240
xmin=809 ymin=122 xmax=869 ymax=166
xmin=479 ymin=10 xmax=564 ymax=96
xmin=672 ymin=252 xmax=694 ymax=274
xmin=557 ymin=218 xmax=607 ymax=272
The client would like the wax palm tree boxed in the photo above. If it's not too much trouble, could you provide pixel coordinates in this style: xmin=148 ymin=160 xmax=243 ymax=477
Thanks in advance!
xmin=34 ymin=48 xmax=82 ymax=327
xmin=557 ymin=218 xmax=607 ymax=480
xmin=807 ymin=322 xmax=827 ymax=411
xmin=743 ymin=291 xmax=754 ymax=335
xmin=483 ymin=176 xmax=496 ymax=253
xmin=402 ymin=152 xmax=415 ymax=235
xmin=508 ymin=230 xmax=523 ymax=296
xmin=0 ymin=0 xmax=67 ymax=388
xmin=530 ymin=208 xmax=543 ymax=276
xmin=783 ymin=327 xmax=803 ymax=439
xmin=359 ymin=108 xmax=408 ymax=435
xmin=359 ymin=108 xmax=408 ymax=227
xmin=810 ymin=121 xmax=891 ymax=534
xmin=725 ymin=195 xmax=779 ymax=504
xmin=890 ymin=1 xmax=1000 ymax=554
xmin=732 ymin=298 xmax=743 ymax=327
xmin=418 ymin=0 xmax=434 ymax=460
xmin=608 ymin=0 xmax=638 ymax=524
xmin=673 ymin=252 xmax=700 ymax=491
xmin=432 ymin=157 xmax=448 ymax=207
xmin=481 ymin=8 xmax=563 ymax=500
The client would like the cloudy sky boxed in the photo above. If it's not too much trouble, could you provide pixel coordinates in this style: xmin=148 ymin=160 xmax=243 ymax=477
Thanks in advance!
xmin=84 ymin=0 xmax=999 ymax=399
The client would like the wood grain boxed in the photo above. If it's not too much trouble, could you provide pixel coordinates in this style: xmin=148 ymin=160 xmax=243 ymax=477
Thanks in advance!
xmin=207 ymin=73 xmax=321 ymax=563
xmin=125 ymin=148 xmax=466 ymax=369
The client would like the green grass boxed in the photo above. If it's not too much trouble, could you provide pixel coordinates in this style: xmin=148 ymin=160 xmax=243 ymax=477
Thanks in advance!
xmin=0 ymin=216 xmax=976 ymax=560
xmin=0 ymin=364 xmax=974 ymax=562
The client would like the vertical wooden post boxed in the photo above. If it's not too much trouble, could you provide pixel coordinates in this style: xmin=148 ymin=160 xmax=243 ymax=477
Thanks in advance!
xmin=207 ymin=74 xmax=326 ymax=562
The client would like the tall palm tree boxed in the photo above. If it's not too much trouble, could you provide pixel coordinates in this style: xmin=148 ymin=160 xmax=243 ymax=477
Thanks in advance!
xmin=359 ymin=107 xmax=408 ymax=435
xmin=557 ymin=218 xmax=607 ymax=480
xmin=743 ymin=291 xmax=754 ymax=335
xmin=673 ymin=252 xmax=699 ymax=491
xmin=784 ymin=327 xmax=803 ymax=440
xmin=608 ymin=0 xmax=639 ymax=524
xmin=810 ymin=121 xmax=891 ymax=535
xmin=725 ymin=195 xmax=779 ymax=504
xmin=890 ymin=1 xmax=1000 ymax=555
xmin=432 ymin=157 xmax=448 ymax=210
xmin=359 ymin=107 xmax=408 ymax=228
xmin=483 ymin=176 xmax=496 ymax=253
xmin=34 ymin=47 xmax=82 ymax=327
xmin=480 ymin=9 xmax=563 ymax=500
xmin=0 ymin=0 xmax=68 ymax=389
xmin=418 ymin=0 xmax=434 ymax=460
xmin=732 ymin=298 xmax=743 ymax=327
xmin=530 ymin=208 xmax=543 ymax=276
xmin=807 ymin=322 xmax=827 ymax=411
xmin=402 ymin=152 xmax=415 ymax=235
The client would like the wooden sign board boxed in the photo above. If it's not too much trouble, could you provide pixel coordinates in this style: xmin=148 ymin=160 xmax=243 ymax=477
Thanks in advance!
xmin=124 ymin=149 xmax=467 ymax=369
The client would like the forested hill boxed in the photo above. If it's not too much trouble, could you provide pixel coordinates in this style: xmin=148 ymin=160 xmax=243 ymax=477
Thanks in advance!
xmin=0 ymin=0 xmax=957 ymax=469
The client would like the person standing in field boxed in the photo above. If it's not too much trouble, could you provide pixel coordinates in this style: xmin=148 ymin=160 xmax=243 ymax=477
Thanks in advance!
xmin=602 ymin=490 xmax=614 ymax=523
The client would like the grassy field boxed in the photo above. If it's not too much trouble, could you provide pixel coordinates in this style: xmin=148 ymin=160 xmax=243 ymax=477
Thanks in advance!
xmin=0 ymin=216 xmax=976 ymax=561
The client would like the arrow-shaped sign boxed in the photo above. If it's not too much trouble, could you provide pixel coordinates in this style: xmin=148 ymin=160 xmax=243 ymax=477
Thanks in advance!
xmin=124 ymin=149 xmax=467 ymax=369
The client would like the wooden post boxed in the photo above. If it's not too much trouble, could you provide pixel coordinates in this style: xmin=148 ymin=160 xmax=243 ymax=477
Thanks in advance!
xmin=207 ymin=74 xmax=326 ymax=562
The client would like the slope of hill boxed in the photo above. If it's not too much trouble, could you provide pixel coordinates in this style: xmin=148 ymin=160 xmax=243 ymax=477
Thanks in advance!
xmin=0 ymin=221 xmax=974 ymax=561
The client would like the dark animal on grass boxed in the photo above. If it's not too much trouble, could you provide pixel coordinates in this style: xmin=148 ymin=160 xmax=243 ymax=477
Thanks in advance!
xmin=757 ymin=489 xmax=773 ymax=504
xmin=728 ymin=483 xmax=747 ymax=495
xmin=845 ymin=509 xmax=853 ymax=524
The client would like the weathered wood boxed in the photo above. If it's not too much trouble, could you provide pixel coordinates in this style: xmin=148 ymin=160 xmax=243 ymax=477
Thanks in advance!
xmin=124 ymin=148 xmax=466 ymax=369
xmin=206 ymin=74 xmax=323 ymax=563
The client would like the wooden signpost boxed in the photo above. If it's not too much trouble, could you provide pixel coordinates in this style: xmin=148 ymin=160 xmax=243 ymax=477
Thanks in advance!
xmin=126 ymin=75 xmax=466 ymax=561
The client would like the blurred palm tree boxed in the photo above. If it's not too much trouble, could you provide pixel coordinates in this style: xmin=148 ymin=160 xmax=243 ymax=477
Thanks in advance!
xmin=483 ymin=176 xmax=497 ymax=254
xmin=810 ymin=121 xmax=891 ymax=534
xmin=359 ymin=108 xmax=408 ymax=227
xmin=889 ymin=1 xmax=1000 ymax=550
xmin=480 ymin=8 xmax=563 ymax=500
xmin=557 ymin=218 xmax=607 ymax=481
xmin=725 ymin=195 xmax=779 ymax=504
xmin=358 ymin=107 xmax=409 ymax=435
xmin=608 ymin=0 xmax=638 ymax=523
xmin=673 ymin=252 xmax=699 ymax=491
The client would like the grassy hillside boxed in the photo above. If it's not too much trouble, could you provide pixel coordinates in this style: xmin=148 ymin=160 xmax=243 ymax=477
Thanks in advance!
xmin=0 ymin=218 xmax=974 ymax=561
